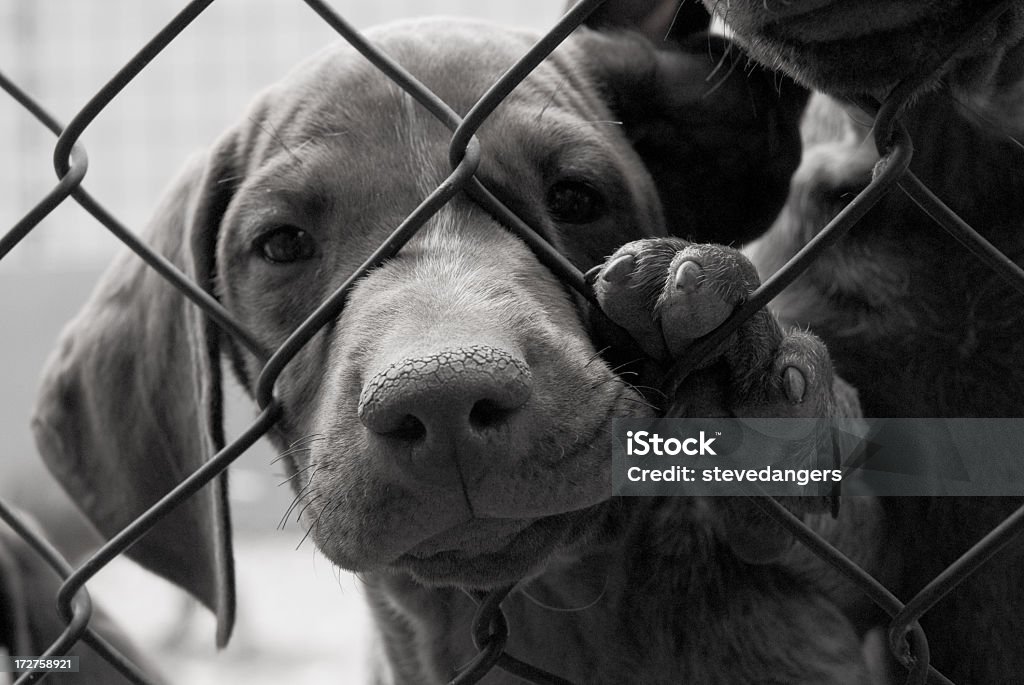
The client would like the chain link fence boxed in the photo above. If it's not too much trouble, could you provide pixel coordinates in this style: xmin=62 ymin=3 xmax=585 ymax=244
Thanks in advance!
xmin=2 ymin=0 xmax=1024 ymax=683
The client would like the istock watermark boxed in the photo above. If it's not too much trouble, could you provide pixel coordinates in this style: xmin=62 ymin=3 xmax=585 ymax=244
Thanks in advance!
xmin=612 ymin=418 xmax=1024 ymax=497
xmin=625 ymin=430 xmax=718 ymax=456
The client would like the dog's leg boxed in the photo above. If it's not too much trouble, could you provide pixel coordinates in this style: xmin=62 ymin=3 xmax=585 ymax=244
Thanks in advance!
xmin=592 ymin=238 xmax=879 ymax=567
xmin=592 ymin=238 xmax=892 ymax=681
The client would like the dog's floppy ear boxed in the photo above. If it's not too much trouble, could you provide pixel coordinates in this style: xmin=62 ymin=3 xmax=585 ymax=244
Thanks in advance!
xmin=576 ymin=30 xmax=809 ymax=245
xmin=31 ymin=132 xmax=241 ymax=647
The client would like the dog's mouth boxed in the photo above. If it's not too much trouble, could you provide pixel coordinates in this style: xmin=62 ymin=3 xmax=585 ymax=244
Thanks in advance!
xmin=300 ymin=380 xmax=642 ymax=585
xmin=404 ymin=517 xmax=539 ymax=558
xmin=723 ymin=0 xmax=1007 ymax=96
xmin=394 ymin=509 xmax=601 ymax=587
xmin=366 ymin=390 xmax=637 ymax=585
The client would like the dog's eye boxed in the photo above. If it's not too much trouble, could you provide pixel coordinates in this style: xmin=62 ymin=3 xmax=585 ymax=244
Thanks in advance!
xmin=256 ymin=226 xmax=317 ymax=264
xmin=546 ymin=179 xmax=606 ymax=224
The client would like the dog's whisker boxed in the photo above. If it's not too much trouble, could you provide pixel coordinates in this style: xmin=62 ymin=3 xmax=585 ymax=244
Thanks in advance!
xmin=617 ymin=395 xmax=660 ymax=411
xmin=536 ymin=74 xmax=569 ymax=124
xmin=591 ymin=373 xmax=664 ymax=410
xmin=602 ymin=366 xmax=640 ymax=382
xmin=582 ymin=346 xmax=612 ymax=370
xmin=612 ymin=387 xmax=660 ymax=409
xmin=279 ymin=469 xmax=322 ymax=529
xmin=603 ymin=357 xmax=647 ymax=375
xmin=294 ymin=496 xmax=324 ymax=550
xmin=295 ymin=494 xmax=322 ymax=524
xmin=519 ymin=573 xmax=610 ymax=613
xmin=270 ymin=447 xmax=311 ymax=466
xmin=589 ymin=375 xmax=623 ymax=392
xmin=315 ymin=498 xmax=350 ymax=544
xmin=944 ymin=90 xmax=1024 ymax=153
xmin=624 ymin=383 xmax=668 ymax=399
xmin=704 ymin=49 xmax=740 ymax=100
xmin=590 ymin=371 xmax=644 ymax=393
xmin=277 ymin=462 xmax=318 ymax=487
xmin=311 ymin=496 xmax=338 ymax=536
xmin=705 ymin=31 xmax=730 ymax=81
xmin=279 ymin=494 xmax=310 ymax=530
xmin=661 ymin=0 xmax=688 ymax=43
xmin=293 ymin=138 xmax=316 ymax=156
xmin=275 ymin=438 xmax=317 ymax=458
xmin=278 ymin=496 xmax=304 ymax=530
xmin=288 ymin=434 xmax=326 ymax=450
xmin=271 ymin=435 xmax=326 ymax=465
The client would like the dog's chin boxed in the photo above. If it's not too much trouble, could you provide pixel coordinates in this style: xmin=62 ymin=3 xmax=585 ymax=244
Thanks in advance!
xmin=725 ymin=1 xmax=1015 ymax=97
xmin=749 ymin=29 xmax=936 ymax=97
xmin=391 ymin=508 xmax=603 ymax=588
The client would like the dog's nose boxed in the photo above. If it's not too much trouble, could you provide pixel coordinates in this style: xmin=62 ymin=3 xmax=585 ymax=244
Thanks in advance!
xmin=358 ymin=344 xmax=532 ymax=460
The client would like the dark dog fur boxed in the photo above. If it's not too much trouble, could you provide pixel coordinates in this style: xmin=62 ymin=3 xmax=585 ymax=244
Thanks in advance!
xmin=717 ymin=2 xmax=1024 ymax=683
xmin=629 ymin=1 xmax=1024 ymax=682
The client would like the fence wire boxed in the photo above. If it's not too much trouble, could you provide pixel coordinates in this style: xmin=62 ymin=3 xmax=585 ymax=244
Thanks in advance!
xmin=2 ymin=0 xmax=1024 ymax=684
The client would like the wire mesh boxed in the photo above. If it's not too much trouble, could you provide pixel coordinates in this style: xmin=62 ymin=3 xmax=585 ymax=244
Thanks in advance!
xmin=2 ymin=0 xmax=1024 ymax=683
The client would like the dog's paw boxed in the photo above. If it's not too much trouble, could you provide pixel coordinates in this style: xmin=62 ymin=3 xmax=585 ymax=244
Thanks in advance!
xmin=593 ymin=238 xmax=848 ymax=562
xmin=593 ymin=238 xmax=833 ymax=420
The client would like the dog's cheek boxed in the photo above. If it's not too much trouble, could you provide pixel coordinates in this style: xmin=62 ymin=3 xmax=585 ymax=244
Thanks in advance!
xmin=300 ymin=418 xmax=475 ymax=570
xmin=218 ymin=252 xmax=341 ymax=404
xmin=235 ymin=278 xmax=322 ymax=343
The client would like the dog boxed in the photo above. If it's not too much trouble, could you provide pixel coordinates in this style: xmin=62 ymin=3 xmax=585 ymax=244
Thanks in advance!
xmin=27 ymin=15 xmax=892 ymax=684
xmin=714 ymin=2 xmax=1024 ymax=683
xmin=597 ymin=0 xmax=1024 ymax=682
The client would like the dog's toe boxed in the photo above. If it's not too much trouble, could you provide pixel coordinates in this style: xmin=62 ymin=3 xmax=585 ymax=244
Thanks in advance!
xmin=655 ymin=243 xmax=759 ymax=357
xmin=756 ymin=331 xmax=834 ymax=414
xmin=592 ymin=239 xmax=681 ymax=359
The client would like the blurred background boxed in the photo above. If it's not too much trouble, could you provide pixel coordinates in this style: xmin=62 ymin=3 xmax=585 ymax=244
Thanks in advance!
xmin=0 ymin=1 xmax=562 ymax=682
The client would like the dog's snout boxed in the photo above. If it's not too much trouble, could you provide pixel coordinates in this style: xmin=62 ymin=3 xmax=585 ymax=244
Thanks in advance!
xmin=358 ymin=344 xmax=532 ymax=447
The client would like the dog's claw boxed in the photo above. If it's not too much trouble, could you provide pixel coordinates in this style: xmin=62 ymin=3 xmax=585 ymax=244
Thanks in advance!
xmin=603 ymin=253 xmax=636 ymax=283
xmin=674 ymin=260 xmax=702 ymax=292
xmin=784 ymin=366 xmax=806 ymax=404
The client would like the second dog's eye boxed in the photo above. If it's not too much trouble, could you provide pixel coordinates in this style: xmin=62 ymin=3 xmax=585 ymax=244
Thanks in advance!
xmin=545 ymin=179 xmax=606 ymax=224
xmin=256 ymin=226 xmax=317 ymax=264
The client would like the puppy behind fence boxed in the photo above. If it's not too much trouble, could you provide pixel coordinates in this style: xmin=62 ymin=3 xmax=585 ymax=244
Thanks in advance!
xmin=2 ymin=0 xmax=1024 ymax=684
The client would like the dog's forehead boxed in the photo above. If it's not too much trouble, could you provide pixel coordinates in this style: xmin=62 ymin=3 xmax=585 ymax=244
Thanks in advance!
xmin=226 ymin=18 xmax=612 ymax=207
xmin=283 ymin=18 xmax=558 ymax=119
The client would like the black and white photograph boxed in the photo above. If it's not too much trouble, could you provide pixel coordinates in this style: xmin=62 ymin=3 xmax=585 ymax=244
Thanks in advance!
xmin=2 ymin=0 xmax=1024 ymax=683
